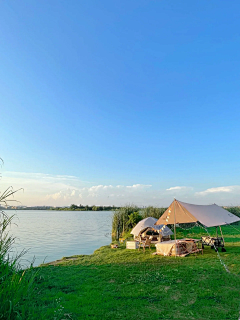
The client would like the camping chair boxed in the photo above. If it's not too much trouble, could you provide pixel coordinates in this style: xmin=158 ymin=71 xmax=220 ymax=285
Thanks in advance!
xmin=138 ymin=238 xmax=152 ymax=252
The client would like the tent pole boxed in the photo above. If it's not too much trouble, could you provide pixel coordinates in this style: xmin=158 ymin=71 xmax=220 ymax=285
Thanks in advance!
xmin=219 ymin=226 xmax=225 ymax=246
xmin=174 ymin=198 xmax=177 ymax=257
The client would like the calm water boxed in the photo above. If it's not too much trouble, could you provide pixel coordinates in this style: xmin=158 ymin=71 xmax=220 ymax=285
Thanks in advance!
xmin=7 ymin=210 xmax=113 ymax=267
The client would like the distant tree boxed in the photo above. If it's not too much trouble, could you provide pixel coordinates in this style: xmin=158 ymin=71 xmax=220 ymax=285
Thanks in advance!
xmin=70 ymin=204 xmax=78 ymax=210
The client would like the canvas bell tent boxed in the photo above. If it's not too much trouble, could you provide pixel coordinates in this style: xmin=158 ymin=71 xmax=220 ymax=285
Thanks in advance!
xmin=131 ymin=217 xmax=173 ymax=241
xmin=155 ymin=199 xmax=240 ymax=227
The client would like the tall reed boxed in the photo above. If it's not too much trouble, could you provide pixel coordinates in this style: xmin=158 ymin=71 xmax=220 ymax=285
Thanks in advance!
xmin=141 ymin=206 xmax=166 ymax=219
xmin=0 ymin=187 xmax=38 ymax=319
xmin=112 ymin=205 xmax=139 ymax=240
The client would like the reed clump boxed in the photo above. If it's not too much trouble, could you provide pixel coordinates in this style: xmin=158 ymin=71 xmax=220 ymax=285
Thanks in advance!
xmin=0 ymin=188 xmax=38 ymax=319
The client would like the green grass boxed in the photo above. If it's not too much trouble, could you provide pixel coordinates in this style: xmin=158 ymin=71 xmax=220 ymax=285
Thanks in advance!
xmin=26 ymin=225 xmax=240 ymax=320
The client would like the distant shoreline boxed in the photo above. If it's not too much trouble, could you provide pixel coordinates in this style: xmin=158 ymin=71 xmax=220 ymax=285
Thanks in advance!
xmin=2 ymin=205 xmax=118 ymax=211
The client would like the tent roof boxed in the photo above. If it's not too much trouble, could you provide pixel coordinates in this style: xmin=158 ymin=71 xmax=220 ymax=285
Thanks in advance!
xmin=131 ymin=217 xmax=173 ymax=236
xmin=155 ymin=199 xmax=240 ymax=227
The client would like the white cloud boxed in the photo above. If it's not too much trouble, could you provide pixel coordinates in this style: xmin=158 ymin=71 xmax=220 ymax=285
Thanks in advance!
xmin=2 ymin=171 xmax=240 ymax=207
xmin=45 ymin=184 xmax=154 ymax=206
xmin=196 ymin=185 xmax=240 ymax=196
xmin=166 ymin=186 xmax=188 ymax=191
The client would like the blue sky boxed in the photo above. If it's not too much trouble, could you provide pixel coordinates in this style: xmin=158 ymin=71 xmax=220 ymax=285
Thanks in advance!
xmin=1 ymin=1 xmax=240 ymax=206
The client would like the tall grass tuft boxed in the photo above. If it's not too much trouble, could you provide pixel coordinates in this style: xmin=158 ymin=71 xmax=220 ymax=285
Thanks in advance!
xmin=112 ymin=205 xmax=140 ymax=240
xmin=0 ymin=188 xmax=38 ymax=319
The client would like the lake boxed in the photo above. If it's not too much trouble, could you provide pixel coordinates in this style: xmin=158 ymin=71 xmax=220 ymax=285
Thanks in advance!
xmin=6 ymin=210 xmax=113 ymax=267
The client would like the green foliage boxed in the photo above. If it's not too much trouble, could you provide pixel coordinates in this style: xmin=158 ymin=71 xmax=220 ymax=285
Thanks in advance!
xmin=225 ymin=206 xmax=240 ymax=219
xmin=112 ymin=205 xmax=139 ymax=240
xmin=141 ymin=206 xmax=167 ymax=219
xmin=126 ymin=211 xmax=142 ymax=229
xmin=63 ymin=204 xmax=118 ymax=211
xmin=0 ymin=186 xmax=38 ymax=319
xmin=70 ymin=204 xmax=79 ymax=210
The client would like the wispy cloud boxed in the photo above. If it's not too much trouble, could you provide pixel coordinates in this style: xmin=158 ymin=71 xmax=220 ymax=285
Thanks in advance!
xmin=3 ymin=171 xmax=88 ymax=183
xmin=0 ymin=171 xmax=88 ymax=206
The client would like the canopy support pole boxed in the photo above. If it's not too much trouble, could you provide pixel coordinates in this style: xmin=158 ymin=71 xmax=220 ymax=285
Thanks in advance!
xmin=219 ymin=225 xmax=225 ymax=246
xmin=174 ymin=198 xmax=177 ymax=257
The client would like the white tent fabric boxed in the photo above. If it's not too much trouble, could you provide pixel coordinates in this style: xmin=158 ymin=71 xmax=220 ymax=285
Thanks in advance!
xmin=131 ymin=217 xmax=173 ymax=237
xmin=178 ymin=200 xmax=240 ymax=227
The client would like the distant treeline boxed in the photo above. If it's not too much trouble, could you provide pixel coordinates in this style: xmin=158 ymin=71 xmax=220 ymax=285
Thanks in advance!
xmin=0 ymin=206 xmax=52 ymax=210
xmin=51 ymin=204 xmax=120 ymax=211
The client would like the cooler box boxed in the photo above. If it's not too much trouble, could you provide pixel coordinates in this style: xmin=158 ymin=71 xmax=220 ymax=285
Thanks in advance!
xmin=126 ymin=241 xmax=139 ymax=249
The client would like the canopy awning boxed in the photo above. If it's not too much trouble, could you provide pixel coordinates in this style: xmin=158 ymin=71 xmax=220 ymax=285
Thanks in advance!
xmin=155 ymin=199 xmax=240 ymax=228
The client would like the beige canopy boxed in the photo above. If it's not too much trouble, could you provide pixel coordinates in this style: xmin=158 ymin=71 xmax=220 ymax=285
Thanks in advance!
xmin=155 ymin=199 xmax=240 ymax=228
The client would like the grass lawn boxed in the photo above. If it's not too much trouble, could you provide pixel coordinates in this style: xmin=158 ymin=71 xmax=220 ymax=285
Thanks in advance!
xmin=28 ymin=225 xmax=240 ymax=320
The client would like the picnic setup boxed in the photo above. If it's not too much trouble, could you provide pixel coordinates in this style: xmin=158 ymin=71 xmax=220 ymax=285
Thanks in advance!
xmin=126 ymin=199 xmax=240 ymax=257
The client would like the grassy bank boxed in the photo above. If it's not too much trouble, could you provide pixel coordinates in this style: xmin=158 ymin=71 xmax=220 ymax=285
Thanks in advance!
xmin=26 ymin=225 xmax=240 ymax=320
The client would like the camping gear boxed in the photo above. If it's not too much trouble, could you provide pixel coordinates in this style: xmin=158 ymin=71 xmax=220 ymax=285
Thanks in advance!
xmin=201 ymin=225 xmax=226 ymax=251
xmin=131 ymin=217 xmax=173 ymax=242
xmin=138 ymin=238 xmax=152 ymax=252
xmin=126 ymin=241 xmax=139 ymax=249
xmin=155 ymin=199 xmax=240 ymax=253
xmin=155 ymin=239 xmax=203 ymax=257
xmin=201 ymin=236 xmax=225 ymax=251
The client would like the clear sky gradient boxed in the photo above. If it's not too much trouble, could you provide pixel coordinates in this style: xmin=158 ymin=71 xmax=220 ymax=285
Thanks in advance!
xmin=1 ymin=1 xmax=240 ymax=206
